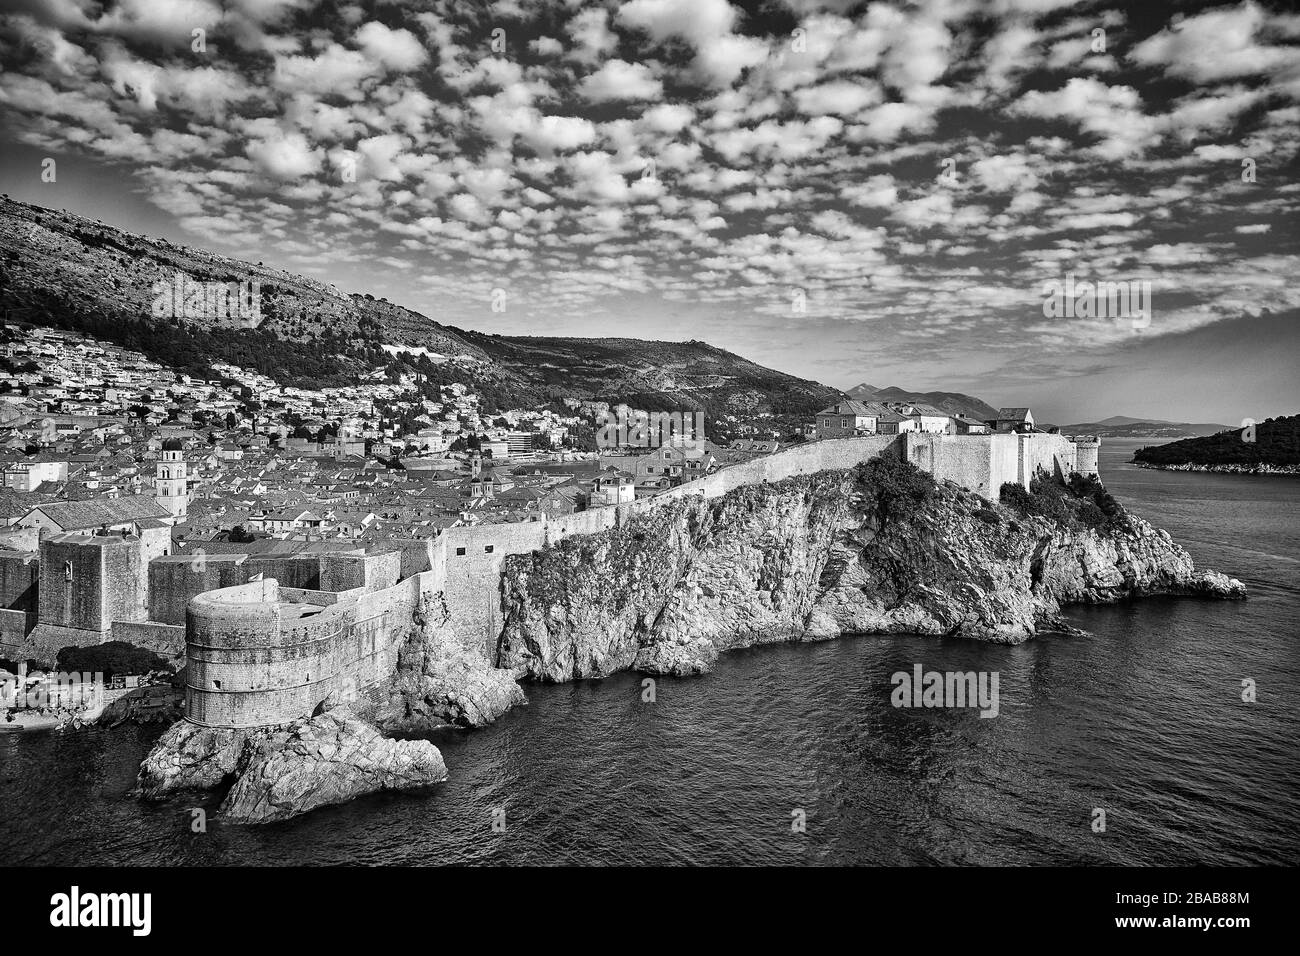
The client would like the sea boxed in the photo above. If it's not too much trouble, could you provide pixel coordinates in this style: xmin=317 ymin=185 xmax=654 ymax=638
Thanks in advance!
xmin=2 ymin=438 xmax=1296 ymax=865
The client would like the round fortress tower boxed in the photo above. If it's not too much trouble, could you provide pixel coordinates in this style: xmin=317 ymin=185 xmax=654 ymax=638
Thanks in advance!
xmin=1072 ymin=436 xmax=1101 ymax=477
xmin=185 ymin=578 xmax=347 ymax=729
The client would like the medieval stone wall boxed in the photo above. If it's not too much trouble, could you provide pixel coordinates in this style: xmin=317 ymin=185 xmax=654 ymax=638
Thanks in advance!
xmin=175 ymin=432 xmax=1101 ymax=727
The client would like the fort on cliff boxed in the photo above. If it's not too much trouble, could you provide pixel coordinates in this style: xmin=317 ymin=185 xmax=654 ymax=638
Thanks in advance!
xmin=1 ymin=432 xmax=1099 ymax=729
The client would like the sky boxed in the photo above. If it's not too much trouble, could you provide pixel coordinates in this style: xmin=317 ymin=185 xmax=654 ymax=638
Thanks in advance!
xmin=0 ymin=0 xmax=1297 ymax=425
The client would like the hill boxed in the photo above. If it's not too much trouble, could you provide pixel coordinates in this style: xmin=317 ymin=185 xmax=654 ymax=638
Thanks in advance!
xmin=453 ymin=331 xmax=837 ymax=418
xmin=1060 ymin=418 xmax=1233 ymax=439
xmin=1132 ymin=415 xmax=1300 ymax=467
xmin=0 ymin=197 xmax=838 ymax=419
xmin=847 ymin=383 xmax=999 ymax=421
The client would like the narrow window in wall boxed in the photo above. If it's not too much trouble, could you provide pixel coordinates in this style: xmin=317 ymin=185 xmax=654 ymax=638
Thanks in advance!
xmin=63 ymin=560 xmax=72 ymax=582
xmin=455 ymin=547 xmax=466 ymax=556
xmin=485 ymin=545 xmax=494 ymax=553
xmin=213 ymin=679 xmax=221 ymax=689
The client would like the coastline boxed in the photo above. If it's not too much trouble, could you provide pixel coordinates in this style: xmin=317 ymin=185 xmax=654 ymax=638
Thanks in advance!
xmin=1132 ymin=461 xmax=1300 ymax=476
xmin=135 ymin=457 xmax=1247 ymax=824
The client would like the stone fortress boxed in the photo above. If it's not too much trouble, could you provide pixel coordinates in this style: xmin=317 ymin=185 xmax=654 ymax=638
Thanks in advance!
xmin=1 ymin=431 xmax=1099 ymax=730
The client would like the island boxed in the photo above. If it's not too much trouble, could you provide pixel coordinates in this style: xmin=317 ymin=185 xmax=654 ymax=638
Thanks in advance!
xmin=1132 ymin=414 xmax=1300 ymax=474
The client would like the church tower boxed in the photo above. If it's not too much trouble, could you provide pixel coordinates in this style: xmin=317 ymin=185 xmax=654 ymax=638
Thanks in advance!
xmin=155 ymin=438 xmax=189 ymax=518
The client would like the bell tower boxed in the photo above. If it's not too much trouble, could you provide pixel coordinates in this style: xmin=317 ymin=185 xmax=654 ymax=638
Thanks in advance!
xmin=156 ymin=438 xmax=189 ymax=518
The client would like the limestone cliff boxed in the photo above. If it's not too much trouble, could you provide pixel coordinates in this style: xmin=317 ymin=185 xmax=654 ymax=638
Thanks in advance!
xmin=496 ymin=457 xmax=1245 ymax=681
xmin=368 ymin=597 xmax=526 ymax=732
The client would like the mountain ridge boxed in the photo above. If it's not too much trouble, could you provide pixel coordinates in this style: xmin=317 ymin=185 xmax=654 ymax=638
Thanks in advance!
xmin=0 ymin=197 xmax=839 ymax=419
xmin=1059 ymin=418 xmax=1233 ymax=438
xmin=846 ymin=383 xmax=999 ymax=421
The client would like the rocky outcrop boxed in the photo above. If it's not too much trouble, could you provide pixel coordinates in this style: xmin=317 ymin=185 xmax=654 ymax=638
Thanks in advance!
xmin=219 ymin=710 xmax=447 ymax=824
xmin=497 ymin=458 xmax=1245 ymax=680
xmin=138 ymin=720 xmax=249 ymax=798
xmin=137 ymin=708 xmax=446 ymax=823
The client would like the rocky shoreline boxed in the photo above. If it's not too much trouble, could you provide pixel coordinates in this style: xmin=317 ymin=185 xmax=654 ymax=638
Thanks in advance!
xmin=1132 ymin=461 xmax=1300 ymax=475
xmin=137 ymin=457 xmax=1245 ymax=823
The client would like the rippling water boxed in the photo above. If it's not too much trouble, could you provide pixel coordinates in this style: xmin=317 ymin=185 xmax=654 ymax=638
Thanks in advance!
xmin=3 ymin=439 xmax=1297 ymax=865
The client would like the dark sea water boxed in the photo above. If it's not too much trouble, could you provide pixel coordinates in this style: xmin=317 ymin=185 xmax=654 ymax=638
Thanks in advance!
xmin=2 ymin=439 xmax=1297 ymax=866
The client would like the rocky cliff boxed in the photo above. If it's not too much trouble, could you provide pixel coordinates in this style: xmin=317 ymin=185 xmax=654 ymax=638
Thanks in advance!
xmin=368 ymin=597 xmax=527 ymax=732
xmin=496 ymin=456 xmax=1245 ymax=681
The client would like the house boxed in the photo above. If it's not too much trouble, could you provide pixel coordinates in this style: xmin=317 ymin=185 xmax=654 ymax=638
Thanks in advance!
xmin=814 ymin=400 xmax=881 ymax=439
xmin=3 ymin=458 xmax=69 ymax=492
xmin=990 ymin=408 xmax=1035 ymax=433
xmin=953 ymin=415 xmax=990 ymax=435
xmin=17 ymin=496 xmax=173 ymax=534
xmin=888 ymin=403 xmax=952 ymax=434
xmin=590 ymin=468 xmax=635 ymax=507
xmin=536 ymin=486 xmax=579 ymax=517
xmin=247 ymin=509 xmax=324 ymax=534
xmin=632 ymin=439 xmax=714 ymax=484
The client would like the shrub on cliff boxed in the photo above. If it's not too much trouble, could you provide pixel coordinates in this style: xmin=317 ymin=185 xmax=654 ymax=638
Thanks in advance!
xmin=854 ymin=454 xmax=937 ymax=523
xmin=999 ymin=472 xmax=1127 ymax=532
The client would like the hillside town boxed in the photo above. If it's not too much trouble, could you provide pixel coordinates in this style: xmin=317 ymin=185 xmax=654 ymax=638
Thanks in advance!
xmin=0 ymin=324 xmax=1059 ymax=671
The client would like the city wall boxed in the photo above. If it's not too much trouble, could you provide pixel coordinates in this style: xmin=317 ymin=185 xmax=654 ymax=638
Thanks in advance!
xmin=110 ymin=620 xmax=186 ymax=659
xmin=437 ymin=432 xmax=1094 ymax=659
xmin=172 ymin=432 xmax=1097 ymax=728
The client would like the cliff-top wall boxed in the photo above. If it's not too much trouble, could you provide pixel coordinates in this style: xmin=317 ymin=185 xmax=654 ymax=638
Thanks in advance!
xmin=177 ymin=432 xmax=1099 ymax=727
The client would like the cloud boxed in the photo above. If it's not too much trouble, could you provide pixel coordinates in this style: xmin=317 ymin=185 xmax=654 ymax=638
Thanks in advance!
xmin=579 ymin=59 xmax=664 ymax=101
xmin=530 ymin=36 xmax=563 ymax=56
xmin=792 ymin=80 xmax=880 ymax=116
xmin=354 ymin=21 xmax=429 ymax=72
xmin=1013 ymin=77 xmax=1159 ymax=159
xmin=970 ymin=153 xmax=1038 ymax=192
xmin=1131 ymin=1 xmax=1300 ymax=82
xmin=568 ymin=7 xmax=618 ymax=63
xmin=2 ymin=0 xmax=1297 ymax=394
xmin=618 ymin=0 xmax=768 ymax=87
xmin=245 ymin=130 xmax=323 ymax=179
